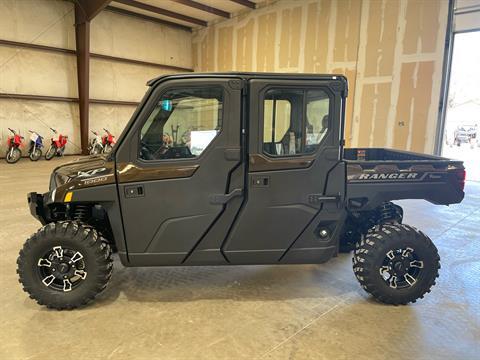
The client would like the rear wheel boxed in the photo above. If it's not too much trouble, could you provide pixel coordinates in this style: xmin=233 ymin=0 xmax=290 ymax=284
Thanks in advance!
xmin=103 ymin=144 xmax=113 ymax=154
xmin=17 ymin=222 xmax=113 ymax=310
xmin=29 ymin=148 xmax=42 ymax=161
xmin=92 ymin=144 xmax=101 ymax=155
xmin=45 ymin=145 xmax=56 ymax=160
xmin=6 ymin=147 xmax=21 ymax=163
xmin=353 ymin=223 xmax=439 ymax=305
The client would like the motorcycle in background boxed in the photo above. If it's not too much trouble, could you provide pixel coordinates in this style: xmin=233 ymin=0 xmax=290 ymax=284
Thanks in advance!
xmin=27 ymin=130 xmax=44 ymax=161
xmin=5 ymin=128 xmax=24 ymax=164
xmin=45 ymin=128 xmax=68 ymax=160
xmin=101 ymin=128 xmax=115 ymax=154
xmin=88 ymin=130 xmax=103 ymax=155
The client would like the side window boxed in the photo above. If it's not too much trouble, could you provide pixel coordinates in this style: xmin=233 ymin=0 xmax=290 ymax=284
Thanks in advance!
xmin=263 ymin=88 xmax=330 ymax=156
xmin=140 ymin=87 xmax=223 ymax=160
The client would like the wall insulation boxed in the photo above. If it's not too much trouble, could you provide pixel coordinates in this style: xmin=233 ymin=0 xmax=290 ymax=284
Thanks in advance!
xmin=193 ymin=0 xmax=449 ymax=153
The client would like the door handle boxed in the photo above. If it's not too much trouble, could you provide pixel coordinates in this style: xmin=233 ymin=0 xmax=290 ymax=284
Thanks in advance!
xmin=209 ymin=188 xmax=243 ymax=205
xmin=307 ymin=194 xmax=340 ymax=205
xmin=125 ymin=185 xmax=144 ymax=198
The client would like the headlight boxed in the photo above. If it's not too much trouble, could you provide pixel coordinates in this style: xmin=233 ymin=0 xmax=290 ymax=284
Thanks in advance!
xmin=49 ymin=171 xmax=69 ymax=190
xmin=49 ymin=173 xmax=56 ymax=191
xmin=55 ymin=173 xmax=69 ymax=187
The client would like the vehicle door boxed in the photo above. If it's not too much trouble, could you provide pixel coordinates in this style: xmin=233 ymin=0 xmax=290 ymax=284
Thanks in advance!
xmin=223 ymin=78 xmax=346 ymax=264
xmin=114 ymin=77 xmax=244 ymax=266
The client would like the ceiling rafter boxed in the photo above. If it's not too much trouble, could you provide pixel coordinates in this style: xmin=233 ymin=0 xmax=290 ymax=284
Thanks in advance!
xmin=172 ymin=0 xmax=230 ymax=18
xmin=106 ymin=6 xmax=192 ymax=31
xmin=114 ymin=0 xmax=207 ymax=26
xmin=229 ymin=0 xmax=256 ymax=10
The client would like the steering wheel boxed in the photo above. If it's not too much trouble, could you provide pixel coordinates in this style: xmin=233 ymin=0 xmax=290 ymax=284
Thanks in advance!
xmin=140 ymin=140 xmax=171 ymax=160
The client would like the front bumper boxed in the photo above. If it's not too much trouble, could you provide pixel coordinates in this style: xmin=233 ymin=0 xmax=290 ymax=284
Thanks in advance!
xmin=27 ymin=192 xmax=47 ymax=225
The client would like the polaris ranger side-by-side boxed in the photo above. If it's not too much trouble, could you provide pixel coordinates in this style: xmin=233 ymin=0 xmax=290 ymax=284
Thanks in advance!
xmin=17 ymin=73 xmax=465 ymax=309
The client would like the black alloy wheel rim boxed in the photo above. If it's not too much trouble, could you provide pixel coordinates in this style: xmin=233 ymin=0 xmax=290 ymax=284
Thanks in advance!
xmin=379 ymin=247 xmax=424 ymax=289
xmin=37 ymin=246 xmax=87 ymax=292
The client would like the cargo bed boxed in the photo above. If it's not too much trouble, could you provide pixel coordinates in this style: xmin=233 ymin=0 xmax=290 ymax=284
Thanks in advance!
xmin=344 ymin=148 xmax=465 ymax=210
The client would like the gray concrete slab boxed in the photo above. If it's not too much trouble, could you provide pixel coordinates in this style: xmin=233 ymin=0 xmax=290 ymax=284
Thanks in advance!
xmin=0 ymin=157 xmax=479 ymax=359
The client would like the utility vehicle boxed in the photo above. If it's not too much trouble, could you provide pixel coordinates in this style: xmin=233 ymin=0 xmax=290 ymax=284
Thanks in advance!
xmin=17 ymin=73 xmax=466 ymax=309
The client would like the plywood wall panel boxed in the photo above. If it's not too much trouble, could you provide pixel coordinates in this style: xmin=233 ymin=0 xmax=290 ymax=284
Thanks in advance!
xmin=393 ymin=61 xmax=434 ymax=151
xmin=356 ymin=84 xmax=375 ymax=147
xmin=364 ymin=0 xmax=399 ymax=77
xmin=304 ymin=0 xmax=331 ymax=73
xmin=256 ymin=12 xmax=277 ymax=71
xmin=403 ymin=0 xmax=440 ymax=55
xmin=371 ymin=83 xmax=392 ymax=147
xmin=279 ymin=6 xmax=302 ymax=69
xmin=236 ymin=19 xmax=255 ymax=71
xmin=409 ymin=61 xmax=435 ymax=152
xmin=333 ymin=0 xmax=362 ymax=63
xmin=217 ymin=26 xmax=234 ymax=72
xmin=200 ymin=26 xmax=216 ymax=71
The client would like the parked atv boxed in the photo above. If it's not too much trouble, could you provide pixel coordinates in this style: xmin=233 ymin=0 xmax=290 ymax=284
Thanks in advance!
xmin=27 ymin=130 xmax=44 ymax=161
xmin=18 ymin=73 xmax=466 ymax=309
xmin=5 ymin=128 xmax=24 ymax=163
xmin=45 ymin=128 xmax=68 ymax=160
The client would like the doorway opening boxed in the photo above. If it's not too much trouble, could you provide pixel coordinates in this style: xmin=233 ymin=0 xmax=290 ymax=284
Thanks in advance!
xmin=442 ymin=31 xmax=480 ymax=181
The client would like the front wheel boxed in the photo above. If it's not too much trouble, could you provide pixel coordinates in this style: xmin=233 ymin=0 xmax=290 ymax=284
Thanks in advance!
xmin=353 ymin=223 xmax=440 ymax=305
xmin=29 ymin=148 xmax=42 ymax=161
xmin=6 ymin=147 xmax=21 ymax=163
xmin=17 ymin=222 xmax=113 ymax=310
xmin=45 ymin=145 xmax=56 ymax=160
xmin=91 ymin=144 xmax=101 ymax=155
xmin=103 ymin=144 xmax=113 ymax=154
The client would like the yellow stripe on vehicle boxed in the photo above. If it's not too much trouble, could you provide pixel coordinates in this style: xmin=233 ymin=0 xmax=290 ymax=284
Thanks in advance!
xmin=64 ymin=192 xmax=73 ymax=202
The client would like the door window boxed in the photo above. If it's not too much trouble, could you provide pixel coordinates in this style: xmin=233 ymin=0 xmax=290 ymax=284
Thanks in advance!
xmin=140 ymin=87 xmax=223 ymax=160
xmin=263 ymin=88 xmax=330 ymax=156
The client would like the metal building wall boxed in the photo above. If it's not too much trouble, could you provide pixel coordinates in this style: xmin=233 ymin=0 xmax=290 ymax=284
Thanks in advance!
xmin=0 ymin=0 xmax=192 ymax=155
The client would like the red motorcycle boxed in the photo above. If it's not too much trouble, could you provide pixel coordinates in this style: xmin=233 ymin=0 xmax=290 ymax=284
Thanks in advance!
xmin=45 ymin=128 xmax=68 ymax=160
xmin=5 ymin=128 xmax=24 ymax=163
xmin=101 ymin=128 xmax=116 ymax=154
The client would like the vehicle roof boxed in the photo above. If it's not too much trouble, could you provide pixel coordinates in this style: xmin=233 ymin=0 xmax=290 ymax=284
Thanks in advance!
xmin=146 ymin=72 xmax=347 ymax=87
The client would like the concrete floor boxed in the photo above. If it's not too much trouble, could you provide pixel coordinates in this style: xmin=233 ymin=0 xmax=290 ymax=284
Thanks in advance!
xmin=0 ymin=157 xmax=479 ymax=360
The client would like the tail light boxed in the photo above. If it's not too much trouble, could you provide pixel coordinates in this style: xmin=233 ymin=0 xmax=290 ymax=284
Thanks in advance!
xmin=453 ymin=169 xmax=466 ymax=191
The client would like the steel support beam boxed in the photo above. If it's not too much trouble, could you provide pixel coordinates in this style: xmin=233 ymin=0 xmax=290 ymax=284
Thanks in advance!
xmin=75 ymin=0 xmax=112 ymax=21
xmin=74 ymin=3 xmax=91 ymax=155
xmin=73 ymin=1 xmax=111 ymax=154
